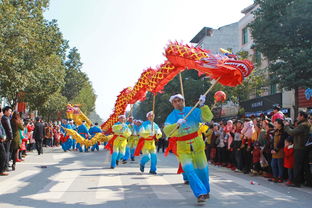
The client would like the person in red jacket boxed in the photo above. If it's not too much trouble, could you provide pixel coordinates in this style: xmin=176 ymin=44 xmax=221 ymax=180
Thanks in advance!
xmin=251 ymin=141 xmax=261 ymax=175
xmin=284 ymin=137 xmax=294 ymax=185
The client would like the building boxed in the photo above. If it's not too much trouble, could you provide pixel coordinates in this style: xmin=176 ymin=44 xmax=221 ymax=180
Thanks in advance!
xmin=190 ymin=23 xmax=240 ymax=54
xmin=190 ymin=23 xmax=241 ymax=119
xmin=238 ymin=3 xmax=297 ymax=119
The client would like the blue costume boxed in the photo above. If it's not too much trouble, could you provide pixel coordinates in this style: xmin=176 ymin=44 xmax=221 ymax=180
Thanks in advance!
xmin=77 ymin=123 xmax=90 ymax=152
xmin=164 ymin=105 xmax=213 ymax=198
xmin=69 ymin=123 xmax=77 ymax=150
xmin=130 ymin=124 xmax=141 ymax=161
xmin=110 ymin=122 xmax=131 ymax=168
xmin=122 ymin=121 xmax=134 ymax=161
xmin=136 ymin=121 xmax=162 ymax=174
xmin=61 ymin=122 xmax=73 ymax=152
xmin=89 ymin=125 xmax=102 ymax=151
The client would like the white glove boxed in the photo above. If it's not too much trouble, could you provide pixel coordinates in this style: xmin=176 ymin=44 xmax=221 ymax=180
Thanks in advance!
xmin=199 ymin=94 xmax=206 ymax=106
xmin=177 ymin=119 xmax=186 ymax=126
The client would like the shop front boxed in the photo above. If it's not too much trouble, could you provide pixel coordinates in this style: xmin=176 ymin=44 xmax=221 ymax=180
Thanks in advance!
xmin=240 ymin=93 xmax=290 ymax=118
xmin=298 ymin=88 xmax=312 ymax=114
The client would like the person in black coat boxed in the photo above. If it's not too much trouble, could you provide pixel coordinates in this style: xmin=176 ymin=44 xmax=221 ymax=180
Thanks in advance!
xmin=33 ymin=117 xmax=44 ymax=155
xmin=0 ymin=107 xmax=9 ymax=176
xmin=1 ymin=106 xmax=13 ymax=171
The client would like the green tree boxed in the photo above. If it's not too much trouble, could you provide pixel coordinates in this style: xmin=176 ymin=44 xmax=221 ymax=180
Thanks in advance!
xmin=38 ymin=91 xmax=67 ymax=121
xmin=249 ymin=0 xmax=312 ymax=90
xmin=0 ymin=0 xmax=68 ymax=108
xmin=88 ymin=111 xmax=103 ymax=124
xmin=62 ymin=47 xmax=87 ymax=101
xmin=71 ymin=81 xmax=96 ymax=115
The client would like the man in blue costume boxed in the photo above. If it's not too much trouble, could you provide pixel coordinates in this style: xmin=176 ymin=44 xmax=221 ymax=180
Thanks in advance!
xmin=77 ymin=121 xmax=90 ymax=152
xmin=68 ymin=120 xmax=77 ymax=150
xmin=122 ymin=117 xmax=134 ymax=163
xmin=129 ymin=120 xmax=142 ymax=161
xmin=163 ymin=94 xmax=213 ymax=203
xmin=89 ymin=122 xmax=102 ymax=151
xmin=60 ymin=119 xmax=72 ymax=152
xmin=106 ymin=115 xmax=131 ymax=169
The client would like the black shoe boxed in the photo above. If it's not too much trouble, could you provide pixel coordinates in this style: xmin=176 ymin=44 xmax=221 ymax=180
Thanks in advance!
xmin=287 ymin=183 xmax=301 ymax=188
xmin=149 ymin=171 xmax=157 ymax=175
xmin=197 ymin=195 xmax=206 ymax=203
xmin=116 ymin=160 xmax=119 ymax=166
xmin=110 ymin=166 xmax=115 ymax=169
xmin=140 ymin=164 xmax=144 ymax=173
xmin=131 ymin=158 xmax=135 ymax=161
xmin=204 ymin=193 xmax=210 ymax=199
xmin=122 ymin=159 xmax=127 ymax=164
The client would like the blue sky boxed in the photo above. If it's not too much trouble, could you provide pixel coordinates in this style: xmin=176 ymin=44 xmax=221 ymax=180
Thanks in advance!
xmin=44 ymin=0 xmax=254 ymax=120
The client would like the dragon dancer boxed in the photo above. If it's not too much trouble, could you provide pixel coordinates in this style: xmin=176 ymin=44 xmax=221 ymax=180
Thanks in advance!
xmin=135 ymin=111 xmax=162 ymax=174
xmin=122 ymin=117 xmax=134 ymax=163
xmin=163 ymin=94 xmax=213 ymax=203
xmin=106 ymin=115 xmax=131 ymax=169
xmin=77 ymin=120 xmax=90 ymax=152
xmin=60 ymin=119 xmax=73 ymax=152
xmin=129 ymin=120 xmax=142 ymax=161
xmin=89 ymin=123 xmax=102 ymax=151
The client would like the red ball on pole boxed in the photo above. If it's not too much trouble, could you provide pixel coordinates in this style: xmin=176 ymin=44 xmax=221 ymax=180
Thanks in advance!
xmin=214 ymin=91 xmax=226 ymax=102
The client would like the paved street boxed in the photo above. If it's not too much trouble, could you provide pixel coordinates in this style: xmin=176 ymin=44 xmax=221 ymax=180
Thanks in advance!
xmin=0 ymin=147 xmax=311 ymax=208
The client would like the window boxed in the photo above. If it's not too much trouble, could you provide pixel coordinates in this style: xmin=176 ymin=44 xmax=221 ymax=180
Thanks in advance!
xmin=254 ymin=50 xmax=262 ymax=65
xmin=270 ymin=84 xmax=277 ymax=95
xmin=242 ymin=27 xmax=248 ymax=44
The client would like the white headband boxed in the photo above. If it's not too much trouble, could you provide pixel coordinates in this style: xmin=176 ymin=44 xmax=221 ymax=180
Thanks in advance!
xmin=118 ymin=115 xmax=126 ymax=119
xmin=169 ymin=94 xmax=184 ymax=103
xmin=146 ymin=111 xmax=154 ymax=118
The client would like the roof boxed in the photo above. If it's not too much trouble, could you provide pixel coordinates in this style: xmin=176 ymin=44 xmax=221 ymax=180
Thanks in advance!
xmin=241 ymin=3 xmax=257 ymax=14
xmin=190 ymin=27 xmax=213 ymax=43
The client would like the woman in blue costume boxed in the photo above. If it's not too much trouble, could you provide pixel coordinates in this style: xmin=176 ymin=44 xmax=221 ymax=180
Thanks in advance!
xmin=135 ymin=112 xmax=162 ymax=174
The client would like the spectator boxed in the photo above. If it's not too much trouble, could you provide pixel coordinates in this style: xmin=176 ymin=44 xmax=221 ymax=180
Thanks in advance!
xmin=251 ymin=141 xmax=261 ymax=176
xmin=0 ymin=107 xmax=8 ymax=176
xmin=241 ymin=118 xmax=255 ymax=174
xmin=53 ymin=124 xmax=61 ymax=146
xmin=271 ymin=105 xmax=285 ymax=123
xmin=33 ymin=117 xmax=44 ymax=155
xmin=44 ymin=123 xmax=53 ymax=147
xmin=26 ymin=120 xmax=35 ymax=151
xmin=233 ymin=120 xmax=243 ymax=172
xmin=203 ymin=123 xmax=213 ymax=161
xmin=284 ymin=137 xmax=294 ymax=185
xmin=1 ymin=106 xmax=13 ymax=171
xmin=210 ymin=123 xmax=220 ymax=164
xmin=284 ymin=111 xmax=311 ymax=187
xmin=10 ymin=112 xmax=24 ymax=171
xmin=269 ymin=118 xmax=286 ymax=183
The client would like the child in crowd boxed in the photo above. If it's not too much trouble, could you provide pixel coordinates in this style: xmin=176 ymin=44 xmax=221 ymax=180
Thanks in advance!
xmin=284 ymin=137 xmax=294 ymax=185
xmin=251 ymin=141 xmax=261 ymax=175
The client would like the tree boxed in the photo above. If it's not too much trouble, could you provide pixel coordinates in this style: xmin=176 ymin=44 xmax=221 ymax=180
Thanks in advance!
xmin=62 ymin=47 xmax=87 ymax=101
xmin=249 ymin=0 xmax=312 ymax=90
xmin=88 ymin=111 xmax=103 ymax=124
xmin=70 ymin=81 xmax=96 ymax=115
xmin=38 ymin=91 xmax=67 ymax=121
xmin=0 ymin=0 xmax=68 ymax=108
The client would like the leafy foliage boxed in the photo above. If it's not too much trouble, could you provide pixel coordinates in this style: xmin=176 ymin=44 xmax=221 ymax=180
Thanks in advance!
xmin=0 ymin=0 xmax=97 ymax=121
xmin=249 ymin=0 xmax=312 ymax=90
